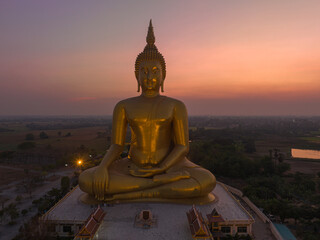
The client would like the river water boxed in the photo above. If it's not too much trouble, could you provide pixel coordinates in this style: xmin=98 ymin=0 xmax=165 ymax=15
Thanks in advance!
xmin=291 ymin=148 xmax=320 ymax=160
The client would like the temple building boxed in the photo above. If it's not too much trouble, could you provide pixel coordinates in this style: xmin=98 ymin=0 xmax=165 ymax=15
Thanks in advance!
xmin=206 ymin=208 xmax=253 ymax=239
xmin=41 ymin=183 xmax=255 ymax=239
xmin=41 ymin=187 xmax=105 ymax=239
xmin=42 ymin=187 xmax=86 ymax=238
xmin=186 ymin=205 xmax=254 ymax=240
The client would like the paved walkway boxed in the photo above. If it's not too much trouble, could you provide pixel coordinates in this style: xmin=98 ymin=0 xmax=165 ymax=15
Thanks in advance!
xmin=231 ymin=193 xmax=275 ymax=240
xmin=252 ymin=212 xmax=275 ymax=240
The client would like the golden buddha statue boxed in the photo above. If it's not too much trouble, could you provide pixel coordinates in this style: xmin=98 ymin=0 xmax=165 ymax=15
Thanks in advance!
xmin=79 ymin=20 xmax=216 ymax=203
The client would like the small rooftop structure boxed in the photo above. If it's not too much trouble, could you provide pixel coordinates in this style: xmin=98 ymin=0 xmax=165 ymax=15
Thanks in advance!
xmin=75 ymin=205 xmax=106 ymax=240
xmin=186 ymin=205 xmax=212 ymax=240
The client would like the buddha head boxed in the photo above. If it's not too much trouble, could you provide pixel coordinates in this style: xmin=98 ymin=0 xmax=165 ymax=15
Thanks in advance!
xmin=135 ymin=20 xmax=166 ymax=94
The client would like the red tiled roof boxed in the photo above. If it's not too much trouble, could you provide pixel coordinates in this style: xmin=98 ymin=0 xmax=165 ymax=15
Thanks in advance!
xmin=206 ymin=214 xmax=225 ymax=223
xmin=189 ymin=222 xmax=196 ymax=235
xmin=207 ymin=207 xmax=225 ymax=223
xmin=93 ymin=206 xmax=105 ymax=223
xmin=85 ymin=217 xmax=99 ymax=236
xmin=75 ymin=205 xmax=106 ymax=239
xmin=211 ymin=208 xmax=218 ymax=216
xmin=186 ymin=205 xmax=211 ymax=238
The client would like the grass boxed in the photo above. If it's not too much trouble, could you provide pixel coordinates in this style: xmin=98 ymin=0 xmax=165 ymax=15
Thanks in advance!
xmin=0 ymin=126 xmax=108 ymax=153
xmin=300 ymin=137 xmax=320 ymax=144
xmin=0 ymin=143 xmax=17 ymax=151
xmin=310 ymin=129 xmax=320 ymax=135
xmin=290 ymin=157 xmax=320 ymax=163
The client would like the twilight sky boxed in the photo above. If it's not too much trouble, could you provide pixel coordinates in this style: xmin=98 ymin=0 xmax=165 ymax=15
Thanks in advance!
xmin=0 ymin=0 xmax=320 ymax=116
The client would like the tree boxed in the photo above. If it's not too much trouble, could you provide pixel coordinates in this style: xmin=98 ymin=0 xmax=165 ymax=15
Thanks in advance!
xmin=0 ymin=209 xmax=5 ymax=224
xmin=244 ymin=139 xmax=256 ymax=153
xmin=277 ymin=200 xmax=291 ymax=222
xmin=39 ymin=131 xmax=49 ymax=139
xmin=60 ymin=176 xmax=70 ymax=195
xmin=7 ymin=203 xmax=19 ymax=223
xmin=259 ymin=156 xmax=275 ymax=175
xmin=290 ymin=207 xmax=302 ymax=225
xmin=18 ymin=142 xmax=36 ymax=150
xmin=0 ymin=195 xmax=9 ymax=210
xmin=21 ymin=209 xmax=28 ymax=217
xmin=276 ymin=163 xmax=290 ymax=175
xmin=15 ymin=215 xmax=49 ymax=240
xmin=25 ymin=133 xmax=35 ymax=141
xmin=23 ymin=176 xmax=36 ymax=198
xmin=15 ymin=195 xmax=22 ymax=202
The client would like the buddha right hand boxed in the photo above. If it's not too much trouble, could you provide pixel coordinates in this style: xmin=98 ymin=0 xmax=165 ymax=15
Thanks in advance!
xmin=93 ymin=166 xmax=109 ymax=201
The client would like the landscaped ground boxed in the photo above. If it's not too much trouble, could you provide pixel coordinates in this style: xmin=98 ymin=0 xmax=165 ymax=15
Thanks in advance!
xmin=0 ymin=125 xmax=109 ymax=153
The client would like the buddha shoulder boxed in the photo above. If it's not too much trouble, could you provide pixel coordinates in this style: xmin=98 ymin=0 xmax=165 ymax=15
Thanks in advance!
xmin=114 ymin=96 xmax=186 ymax=109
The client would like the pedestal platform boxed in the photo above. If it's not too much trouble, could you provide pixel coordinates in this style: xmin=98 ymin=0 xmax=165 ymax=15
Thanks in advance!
xmin=43 ymin=183 xmax=254 ymax=239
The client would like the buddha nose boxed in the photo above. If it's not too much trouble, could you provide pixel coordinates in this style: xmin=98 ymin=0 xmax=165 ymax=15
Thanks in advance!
xmin=147 ymin=71 xmax=152 ymax=80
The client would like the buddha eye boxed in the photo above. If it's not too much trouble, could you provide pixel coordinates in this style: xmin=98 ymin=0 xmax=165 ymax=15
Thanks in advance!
xmin=141 ymin=68 xmax=148 ymax=75
xmin=152 ymin=67 xmax=158 ymax=73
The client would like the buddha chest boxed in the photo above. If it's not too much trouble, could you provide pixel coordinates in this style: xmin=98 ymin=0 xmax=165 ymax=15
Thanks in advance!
xmin=125 ymin=96 xmax=174 ymax=130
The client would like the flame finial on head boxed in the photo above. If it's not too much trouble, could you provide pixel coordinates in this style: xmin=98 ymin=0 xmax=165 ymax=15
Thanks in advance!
xmin=146 ymin=19 xmax=155 ymax=45
xmin=135 ymin=20 xmax=166 ymax=92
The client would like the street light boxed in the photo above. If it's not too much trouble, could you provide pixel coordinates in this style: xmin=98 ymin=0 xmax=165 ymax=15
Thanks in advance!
xmin=77 ymin=159 xmax=83 ymax=166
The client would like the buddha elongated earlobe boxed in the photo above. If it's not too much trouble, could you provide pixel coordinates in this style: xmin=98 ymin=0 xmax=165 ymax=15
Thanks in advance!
xmin=137 ymin=83 xmax=141 ymax=92
xmin=161 ymin=81 xmax=164 ymax=92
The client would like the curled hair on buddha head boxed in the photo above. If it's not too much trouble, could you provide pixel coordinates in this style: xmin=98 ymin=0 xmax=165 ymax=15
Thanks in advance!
xmin=135 ymin=20 xmax=166 ymax=92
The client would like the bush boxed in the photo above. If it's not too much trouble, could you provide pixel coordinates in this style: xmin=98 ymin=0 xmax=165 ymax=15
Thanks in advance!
xmin=25 ymin=133 xmax=35 ymax=141
xmin=39 ymin=131 xmax=49 ymax=139
xmin=15 ymin=195 xmax=22 ymax=202
xmin=21 ymin=209 xmax=28 ymax=216
xmin=18 ymin=142 xmax=35 ymax=150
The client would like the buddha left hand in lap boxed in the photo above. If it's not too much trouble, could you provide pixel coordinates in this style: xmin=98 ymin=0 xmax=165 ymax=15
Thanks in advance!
xmin=79 ymin=20 xmax=216 ymax=202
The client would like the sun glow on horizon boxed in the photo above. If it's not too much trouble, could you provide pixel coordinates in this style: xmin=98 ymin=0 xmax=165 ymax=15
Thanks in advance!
xmin=1 ymin=1 xmax=320 ymax=115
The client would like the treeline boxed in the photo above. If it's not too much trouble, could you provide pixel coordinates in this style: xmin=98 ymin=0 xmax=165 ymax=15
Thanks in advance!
xmin=189 ymin=116 xmax=320 ymax=138
xmin=189 ymin=139 xmax=289 ymax=179
xmin=188 ymin=128 xmax=320 ymax=240
xmin=26 ymin=122 xmax=109 ymax=130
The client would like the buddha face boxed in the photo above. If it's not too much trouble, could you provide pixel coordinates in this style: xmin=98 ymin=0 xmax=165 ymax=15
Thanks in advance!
xmin=139 ymin=60 xmax=163 ymax=97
